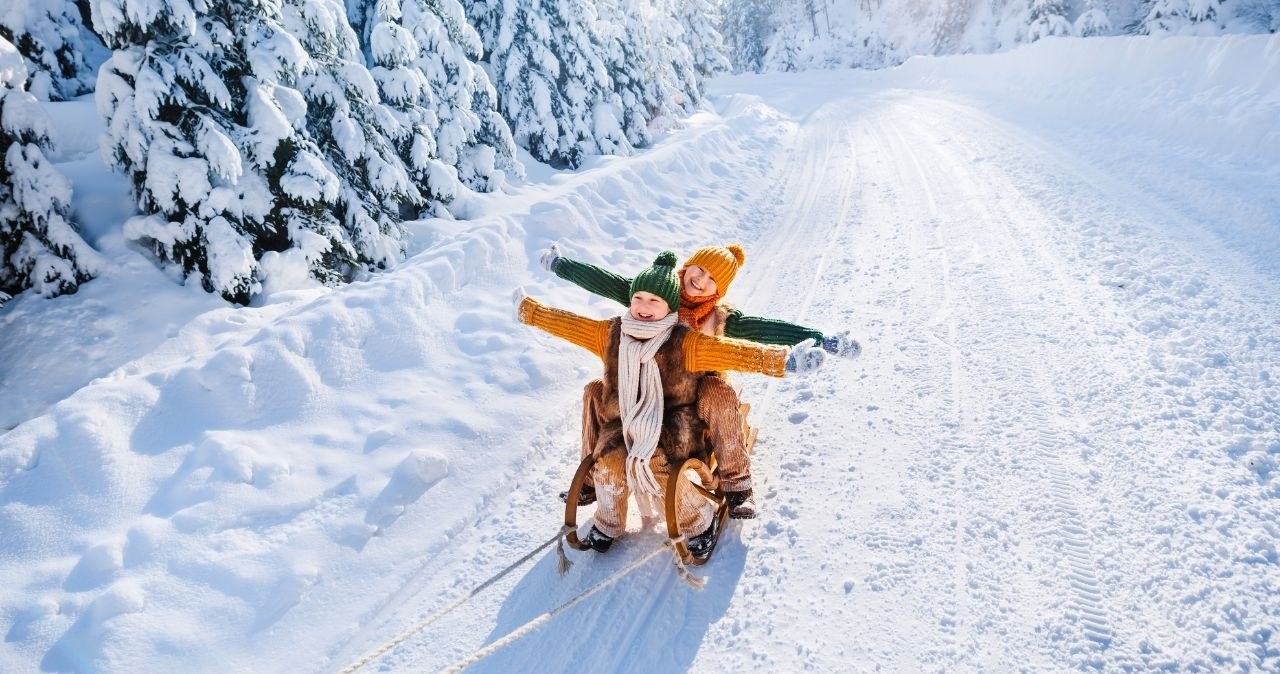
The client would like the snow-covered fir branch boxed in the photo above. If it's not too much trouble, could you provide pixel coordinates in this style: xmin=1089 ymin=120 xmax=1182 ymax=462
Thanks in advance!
xmin=0 ymin=0 xmax=109 ymax=101
xmin=0 ymin=37 xmax=100 ymax=303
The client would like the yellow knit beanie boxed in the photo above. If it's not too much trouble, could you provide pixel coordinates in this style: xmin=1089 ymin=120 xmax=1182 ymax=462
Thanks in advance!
xmin=682 ymin=244 xmax=746 ymax=294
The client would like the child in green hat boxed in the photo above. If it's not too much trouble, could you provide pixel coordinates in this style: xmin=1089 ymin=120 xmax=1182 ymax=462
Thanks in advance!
xmin=517 ymin=251 xmax=824 ymax=557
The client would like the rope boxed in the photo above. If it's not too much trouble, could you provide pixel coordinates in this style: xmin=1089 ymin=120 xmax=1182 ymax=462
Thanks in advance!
xmin=437 ymin=544 xmax=668 ymax=674
xmin=666 ymin=535 xmax=708 ymax=590
xmin=337 ymin=525 xmax=573 ymax=674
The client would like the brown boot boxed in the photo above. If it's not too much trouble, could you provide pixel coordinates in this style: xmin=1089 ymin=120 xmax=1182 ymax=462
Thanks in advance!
xmin=725 ymin=489 xmax=755 ymax=519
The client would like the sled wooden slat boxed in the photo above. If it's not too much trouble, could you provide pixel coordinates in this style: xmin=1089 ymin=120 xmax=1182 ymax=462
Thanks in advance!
xmin=561 ymin=397 xmax=757 ymax=567
xmin=664 ymin=457 xmax=729 ymax=566
xmin=740 ymin=402 xmax=758 ymax=453
xmin=563 ymin=455 xmax=596 ymax=551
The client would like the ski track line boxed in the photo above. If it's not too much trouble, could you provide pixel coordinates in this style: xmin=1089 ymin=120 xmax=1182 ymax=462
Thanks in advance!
xmin=323 ymin=402 xmax=584 ymax=672
xmin=873 ymin=111 xmax=970 ymax=669
xmin=892 ymin=100 xmax=1118 ymax=667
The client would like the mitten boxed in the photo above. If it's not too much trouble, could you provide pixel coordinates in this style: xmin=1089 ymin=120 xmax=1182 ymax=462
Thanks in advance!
xmin=785 ymin=339 xmax=825 ymax=374
xmin=822 ymin=330 xmax=862 ymax=359
xmin=538 ymin=244 xmax=562 ymax=273
xmin=513 ymin=286 xmax=530 ymax=321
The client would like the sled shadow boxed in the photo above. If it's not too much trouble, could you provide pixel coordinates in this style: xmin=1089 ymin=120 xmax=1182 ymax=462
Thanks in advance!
xmin=469 ymin=524 xmax=749 ymax=673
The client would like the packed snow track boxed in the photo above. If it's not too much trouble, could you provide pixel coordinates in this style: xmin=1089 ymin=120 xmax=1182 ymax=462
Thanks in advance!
xmin=334 ymin=42 xmax=1280 ymax=673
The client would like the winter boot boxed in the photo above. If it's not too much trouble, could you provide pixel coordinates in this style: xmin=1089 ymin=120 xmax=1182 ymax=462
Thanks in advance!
xmin=686 ymin=519 xmax=719 ymax=561
xmin=725 ymin=489 xmax=756 ymax=519
xmin=585 ymin=525 xmax=614 ymax=553
xmin=559 ymin=483 xmax=596 ymax=506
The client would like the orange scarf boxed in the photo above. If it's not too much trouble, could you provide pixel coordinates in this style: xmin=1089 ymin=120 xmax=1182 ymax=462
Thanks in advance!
xmin=678 ymin=290 xmax=720 ymax=330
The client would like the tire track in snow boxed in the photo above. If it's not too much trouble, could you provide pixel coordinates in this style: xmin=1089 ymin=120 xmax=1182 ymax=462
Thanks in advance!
xmin=889 ymin=95 xmax=1126 ymax=667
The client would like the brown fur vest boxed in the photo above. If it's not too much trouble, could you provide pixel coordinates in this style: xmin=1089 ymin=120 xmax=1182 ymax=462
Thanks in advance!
xmin=592 ymin=318 xmax=709 ymax=465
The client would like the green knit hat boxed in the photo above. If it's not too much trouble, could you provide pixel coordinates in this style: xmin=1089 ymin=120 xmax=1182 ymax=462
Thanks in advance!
xmin=629 ymin=251 xmax=681 ymax=313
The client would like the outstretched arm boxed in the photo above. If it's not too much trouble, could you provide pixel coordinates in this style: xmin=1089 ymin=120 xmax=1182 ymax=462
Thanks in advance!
xmin=722 ymin=309 xmax=824 ymax=346
xmin=517 ymin=295 xmax=611 ymax=360
xmin=680 ymin=331 xmax=790 ymax=378
xmin=724 ymin=309 xmax=861 ymax=358
xmin=542 ymin=245 xmax=634 ymax=308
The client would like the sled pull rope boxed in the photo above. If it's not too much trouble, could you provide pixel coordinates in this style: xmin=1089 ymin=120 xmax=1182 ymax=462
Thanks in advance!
xmin=665 ymin=534 xmax=708 ymax=590
xmin=438 ymin=544 xmax=668 ymax=674
xmin=338 ymin=525 xmax=573 ymax=674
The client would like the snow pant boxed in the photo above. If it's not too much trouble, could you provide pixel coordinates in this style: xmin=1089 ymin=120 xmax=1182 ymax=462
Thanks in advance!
xmin=578 ymin=375 xmax=751 ymax=492
xmin=589 ymin=449 xmax=715 ymax=540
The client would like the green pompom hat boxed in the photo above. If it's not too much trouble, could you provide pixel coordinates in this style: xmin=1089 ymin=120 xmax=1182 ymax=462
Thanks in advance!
xmin=629 ymin=251 xmax=681 ymax=313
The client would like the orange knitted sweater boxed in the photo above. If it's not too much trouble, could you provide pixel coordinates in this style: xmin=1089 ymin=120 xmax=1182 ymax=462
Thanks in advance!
xmin=517 ymin=296 xmax=788 ymax=377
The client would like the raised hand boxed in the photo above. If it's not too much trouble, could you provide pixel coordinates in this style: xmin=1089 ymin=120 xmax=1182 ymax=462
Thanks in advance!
xmin=822 ymin=330 xmax=862 ymax=359
xmin=538 ymin=243 xmax=562 ymax=273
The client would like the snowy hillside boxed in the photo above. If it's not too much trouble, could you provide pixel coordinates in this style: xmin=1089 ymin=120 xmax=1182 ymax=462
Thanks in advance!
xmin=727 ymin=0 xmax=1280 ymax=72
xmin=2 ymin=34 xmax=1279 ymax=673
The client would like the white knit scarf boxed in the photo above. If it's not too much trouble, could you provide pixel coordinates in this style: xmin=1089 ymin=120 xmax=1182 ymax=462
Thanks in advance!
xmin=617 ymin=311 xmax=679 ymax=518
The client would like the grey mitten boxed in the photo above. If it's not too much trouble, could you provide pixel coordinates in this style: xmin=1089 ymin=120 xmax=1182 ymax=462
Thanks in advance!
xmin=785 ymin=339 xmax=826 ymax=374
xmin=538 ymin=244 xmax=562 ymax=273
xmin=822 ymin=330 xmax=862 ymax=359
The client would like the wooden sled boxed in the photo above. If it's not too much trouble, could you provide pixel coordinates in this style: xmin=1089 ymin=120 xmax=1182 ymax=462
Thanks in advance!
xmin=564 ymin=403 xmax=757 ymax=566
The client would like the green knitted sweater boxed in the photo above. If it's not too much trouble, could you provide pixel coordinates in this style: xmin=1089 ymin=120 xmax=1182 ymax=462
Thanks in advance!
xmin=552 ymin=256 xmax=825 ymax=346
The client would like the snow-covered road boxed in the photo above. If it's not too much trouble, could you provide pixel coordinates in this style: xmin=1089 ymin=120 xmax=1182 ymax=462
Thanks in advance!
xmin=336 ymin=46 xmax=1280 ymax=673
xmin=3 ymin=37 xmax=1277 ymax=674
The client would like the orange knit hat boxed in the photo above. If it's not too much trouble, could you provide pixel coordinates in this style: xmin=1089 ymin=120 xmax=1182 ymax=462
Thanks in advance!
xmin=682 ymin=244 xmax=746 ymax=294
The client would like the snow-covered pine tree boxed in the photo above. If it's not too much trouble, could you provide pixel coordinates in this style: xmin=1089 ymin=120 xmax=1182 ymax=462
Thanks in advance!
xmin=466 ymin=0 xmax=627 ymax=168
xmin=596 ymin=0 xmax=699 ymax=143
xmin=720 ymin=0 xmax=774 ymax=73
xmin=1074 ymin=0 xmax=1112 ymax=36
xmin=763 ymin=13 xmax=804 ymax=72
xmin=96 ymin=0 xmax=300 ymax=302
xmin=1141 ymin=0 xmax=1223 ymax=33
xmin=678 ymin=0 xmax=730 ymax=81
xmin=1025 ymin=0 xmax=1073 ymax=41
xmin=366 ymin=0 xmax=519 ymax=205
xmin=647 ymin=0 xmax=701 ymax=117
xmin=1 ymin=37 xmax=99 ymax=304
xmin=932 ymin=0 xmax=977 ymax=54
xmin=594 ymin=0 xmax=657 ymax=148
xmin=0 ymin=1 xmax=108 ymax=101
xmin=278 ymin=0 xmax=418 ymax=268
xmin=94 ymin=0 xmax=416 ymax=303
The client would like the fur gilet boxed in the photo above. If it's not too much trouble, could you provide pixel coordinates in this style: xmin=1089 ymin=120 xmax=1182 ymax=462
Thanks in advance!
xmin=593 ymin=317 xmax=708 ymax=465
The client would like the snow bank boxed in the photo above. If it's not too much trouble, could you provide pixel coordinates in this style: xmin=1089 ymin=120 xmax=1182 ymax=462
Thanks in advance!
xmin=891 ymin=35 xmax=1280 ymax=166
xmin=723 ymin=34 xmax=1280 ymax=166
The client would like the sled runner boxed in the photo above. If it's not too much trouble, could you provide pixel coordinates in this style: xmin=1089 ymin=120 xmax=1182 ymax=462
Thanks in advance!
xmin=563 ymin=403 xmax=757 ymax=566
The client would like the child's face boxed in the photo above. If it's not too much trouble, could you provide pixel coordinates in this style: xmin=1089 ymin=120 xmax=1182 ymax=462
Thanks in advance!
xmin=630 ymin=291 xmax=672 ymax=321
xmin=681 ymin=265 xmax=717 ymax=298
